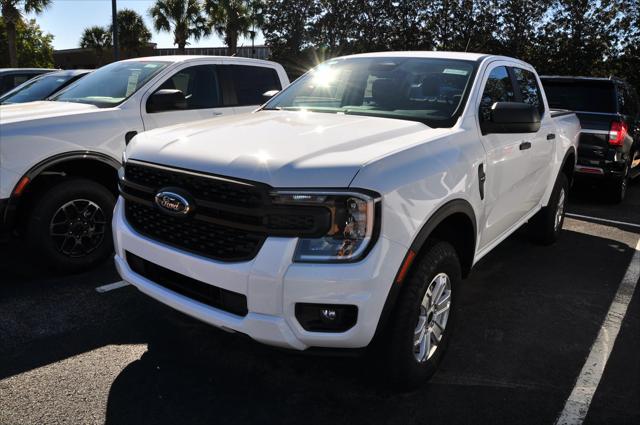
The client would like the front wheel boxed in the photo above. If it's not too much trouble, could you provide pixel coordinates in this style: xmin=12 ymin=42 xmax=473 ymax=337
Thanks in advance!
xmin=386 ymin=241 xmax=461 ymax=390
xmin=528 ymin=173 xmax=569 ymax=245
xmin=26 ymin=178 xmax=115 ymax=272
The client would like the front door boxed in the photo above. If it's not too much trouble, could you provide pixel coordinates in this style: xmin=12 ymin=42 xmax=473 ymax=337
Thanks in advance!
xmin=141 ymin=63 xmax=231 ymax=130
xmin=477 ymin=64 xmax=538 ymax=248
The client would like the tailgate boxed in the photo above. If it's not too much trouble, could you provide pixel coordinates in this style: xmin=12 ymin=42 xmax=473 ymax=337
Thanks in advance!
xmin=575 ymin=112 xmax=618 ymax=161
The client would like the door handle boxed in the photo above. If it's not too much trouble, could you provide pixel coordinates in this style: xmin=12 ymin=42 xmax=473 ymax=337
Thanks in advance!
xmin=547 ymin=133 xmax=556 ymax=140
xmin=519 ymin=141 xmax=532 ymax=150
xmin=211 ymin=112 xmax=222 ymax=116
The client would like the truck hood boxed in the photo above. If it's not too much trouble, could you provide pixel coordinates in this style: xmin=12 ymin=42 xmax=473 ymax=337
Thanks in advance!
xmin=128 ymin=110 xmax=450 ymax=188
xmin=0 ymin=100 xmax=99 ymax=124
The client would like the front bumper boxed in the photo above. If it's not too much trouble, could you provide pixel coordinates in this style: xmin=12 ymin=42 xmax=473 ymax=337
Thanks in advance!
xmin=112 ymin=197 xmax=407 ymax=350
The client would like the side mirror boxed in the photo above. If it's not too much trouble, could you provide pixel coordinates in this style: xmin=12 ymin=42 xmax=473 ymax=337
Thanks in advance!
xmin=262 ymin=89 xmax=279 ymax=102
xmin=481 ymin=102 xmax=541 ymax=134
xmin=147 ymin=89 xmax=187 ymax=113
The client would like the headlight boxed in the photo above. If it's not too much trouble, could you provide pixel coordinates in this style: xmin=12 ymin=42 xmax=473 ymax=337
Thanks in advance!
xmin=271 ymin=190 xmax=380 ymax=262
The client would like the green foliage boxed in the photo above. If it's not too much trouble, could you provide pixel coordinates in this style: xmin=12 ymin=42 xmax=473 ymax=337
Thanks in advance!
xmin=80 ymin=25 xmax=112 ymax=50
xmin=111 ymin=9 xmax=152 ymax=54
xmin=204 ymin=0 xmax=260 ymax=55
xmin=261 ymin=0 xmax=640 ymax=92
xmin=1 ymin=0 xmax=52 ymax=66
xmin=0 ymin=17 xmax=53 ymax=67
xmin=79 ymin=25 xmax=111 ymax=65
xmin=149 ymin=0 xmax=210 ymax=52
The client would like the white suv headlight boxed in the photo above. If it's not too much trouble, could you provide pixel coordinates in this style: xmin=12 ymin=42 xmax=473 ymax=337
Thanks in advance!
xmin=271 ymin=190 xmax=380 ymax=262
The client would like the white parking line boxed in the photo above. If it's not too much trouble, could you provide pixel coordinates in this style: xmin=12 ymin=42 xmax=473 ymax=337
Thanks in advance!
xmin=565 ymin=213 xmax=640 ymax=229
xmin=95 ymin=280 xmax=130 ymax=293
xmin=555 ymin=237 xmax=640 ymax=425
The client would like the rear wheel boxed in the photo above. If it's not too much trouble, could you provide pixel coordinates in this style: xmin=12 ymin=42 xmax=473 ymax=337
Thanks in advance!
xmin=528 ymin=173 xmax=568 ymax=245
xmin=386 ymin=241 xmax=460 ymax=390
xmin=607 ymin=161 xmax=629 ymax=204
xmin=26 ymin=178 xmax=115 ymax=272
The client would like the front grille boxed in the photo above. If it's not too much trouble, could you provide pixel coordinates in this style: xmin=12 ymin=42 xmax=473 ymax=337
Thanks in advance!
xmin=120 ymin=160 xmax=330 ymax=262
xmin=125 ymin=162 xmax=264 ymax=208
xmin=125 ymin=202 xmax=265 ymax=262
xmin=126 ymin=252 xmax=248 ymax=317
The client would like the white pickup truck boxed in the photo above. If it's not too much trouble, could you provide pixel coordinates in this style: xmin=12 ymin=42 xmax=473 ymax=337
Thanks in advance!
xmin=0 ymin=55 xmax=288 ymax=270
xmin=113 ymin=52 xmax=580 ymax=387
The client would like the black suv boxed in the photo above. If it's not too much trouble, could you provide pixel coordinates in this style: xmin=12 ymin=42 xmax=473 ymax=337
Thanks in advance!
xmin=540 ymin=76 xmax=640 ymax=202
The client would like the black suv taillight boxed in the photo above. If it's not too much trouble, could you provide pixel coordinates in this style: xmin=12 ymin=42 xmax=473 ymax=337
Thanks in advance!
xmin=609 ymin=121 xmax=628 ymax=146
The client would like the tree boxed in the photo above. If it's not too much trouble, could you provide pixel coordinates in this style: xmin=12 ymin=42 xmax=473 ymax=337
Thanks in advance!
xmin=79 ymin=25 xmax=112 ymax=66
xmin=1 ymin=0 xmax=51 ymax=67
xmin=0 ymin=17 xmax=53 ymax=67
xmin=261 ymin=0 xmax=320 ymax=75
xmin=494 ymin=0 xmax=551 ymax=60
xmin=204 ymin=0 xmax=259 ymax=56
xmin=149 ymin=0 xmax=210 ymax=54
xmin=536 ymin=0 xmax=622 ymax=75
xmin=110 ymin=9 xmax=152 ymax=57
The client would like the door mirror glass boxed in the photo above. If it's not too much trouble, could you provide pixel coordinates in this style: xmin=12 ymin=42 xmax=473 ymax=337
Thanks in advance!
xmin=481 ymin=101 xmax=541 ymax=134
xmin=147 ymin=89 xmax=187 ymax=113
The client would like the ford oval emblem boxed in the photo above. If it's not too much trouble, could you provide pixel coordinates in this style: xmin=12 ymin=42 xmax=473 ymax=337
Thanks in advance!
xmin=155 ymin=191 xmax=191 ymax=215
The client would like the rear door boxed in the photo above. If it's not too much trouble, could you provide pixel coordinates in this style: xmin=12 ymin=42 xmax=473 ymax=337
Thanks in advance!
xmin=219 ymin=62 xmax=284 ymax=114
xmin=141 ymin=61 xmax=230 ymax=130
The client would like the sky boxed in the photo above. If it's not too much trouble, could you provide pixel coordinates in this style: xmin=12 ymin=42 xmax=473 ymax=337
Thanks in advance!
xmin=27 ymin=0 xmax=265 ymax=50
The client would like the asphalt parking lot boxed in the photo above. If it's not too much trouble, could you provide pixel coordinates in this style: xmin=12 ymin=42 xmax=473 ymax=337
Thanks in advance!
xmin=1 ymin=183 xmax=639 ymax=425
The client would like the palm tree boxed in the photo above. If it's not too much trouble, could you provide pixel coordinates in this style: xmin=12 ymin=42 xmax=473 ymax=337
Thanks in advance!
xmin=79 ymin=25 xmax=112 ymax=66
xmin=1 ymin=0 xmax=51 ymax=67
xmin=204 ymin=0 xmax=260 ymax=56
xmin=149 ymin=0 xmax=210 ymax=54
xmin=110 ymin=9 xmax=152 ymax=57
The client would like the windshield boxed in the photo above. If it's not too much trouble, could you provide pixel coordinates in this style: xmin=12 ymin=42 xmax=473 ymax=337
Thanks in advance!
xmin=542 ymin=80 xmax=616 ymax=113
xmin=51 ymin=61 xmax=168 ymax=108
xmin=1 ymin=73 xmax=79 ymax=104
xmin=264 ymin=57 xmax=476 ymax=127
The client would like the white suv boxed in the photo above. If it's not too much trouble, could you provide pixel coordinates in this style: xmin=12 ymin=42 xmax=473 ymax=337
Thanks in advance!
xmin=113 ymin=52 xmax=580 ymax=387
xmin=0 ymin=56 xmax=288 ymax=270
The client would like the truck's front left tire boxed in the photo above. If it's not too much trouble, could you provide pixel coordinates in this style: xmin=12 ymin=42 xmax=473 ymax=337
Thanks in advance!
xmin=26 ymin=178 xmax=115 ymax=272
xmin=386 ymin=241 xmax=461 ymax=390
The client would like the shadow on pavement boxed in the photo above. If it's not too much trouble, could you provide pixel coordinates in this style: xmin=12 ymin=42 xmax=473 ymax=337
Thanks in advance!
xmin=101 ymin=227 xmax=637 ymax=425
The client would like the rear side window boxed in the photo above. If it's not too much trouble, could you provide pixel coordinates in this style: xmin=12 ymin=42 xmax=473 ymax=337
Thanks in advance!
xmin=225 ymin=65 xmax=282 ymax=106
xmin=156 ymin=65 xmax=221 ymax=110
xmin=619 ymin=84 xmax=638 ymax=116
xmin=513 ymin=68 xmax=544 ymax=115
xmin=1 ymin=73 xmax=34 ymax=93
xmin=479 ymin=66 xmax=515 ymax=121
xmin=541 ymin=80 xmax=616 ymax=113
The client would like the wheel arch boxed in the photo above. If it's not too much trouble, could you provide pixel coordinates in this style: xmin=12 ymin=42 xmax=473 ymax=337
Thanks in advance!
xmin=5 ymin=151 xmax=120 ymax=233
xmin=408 ymin=198 xmax=477 ymax=279
xmin=368 ymin=198 xmax=477 ymax=349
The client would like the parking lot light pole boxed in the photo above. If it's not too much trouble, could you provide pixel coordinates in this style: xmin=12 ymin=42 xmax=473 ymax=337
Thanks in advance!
xmin=112 ymin=0 xmax=119 ymax=61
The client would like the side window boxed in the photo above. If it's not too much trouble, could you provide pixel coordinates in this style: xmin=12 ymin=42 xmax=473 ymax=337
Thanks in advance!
xmin=620 ymin=85 xmax=637 ymax=116
xmin=479 ymin=66 xmax=515 ymax=122
xmin=226 ymin=65 xmax=282 ymax=106
xmin=156 ymin=65 xmax=221 ymax=110
xmin=13 ymin=74 xmax=33 ymax=87
xmin=513 ymin=67 xmax=544 ymax=115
